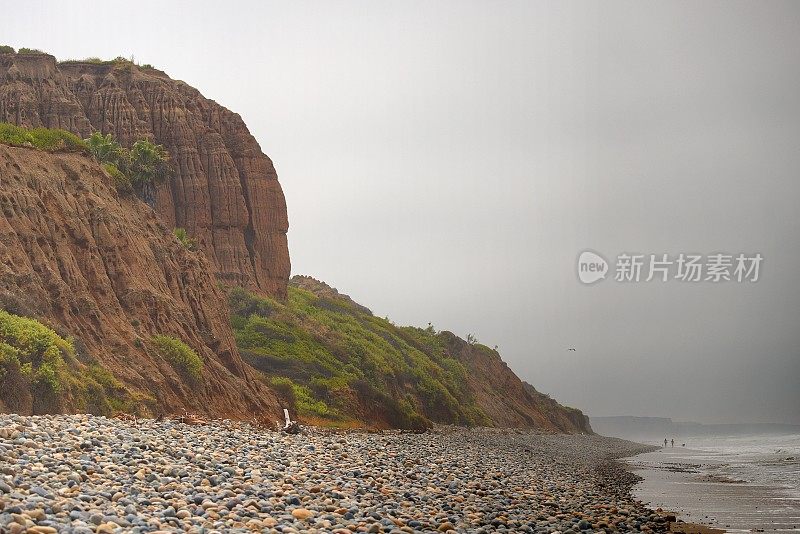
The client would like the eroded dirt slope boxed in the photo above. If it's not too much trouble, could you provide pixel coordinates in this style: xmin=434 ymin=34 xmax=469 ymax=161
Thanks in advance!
xmin=0 ymin=144 xmax=280 ymax=419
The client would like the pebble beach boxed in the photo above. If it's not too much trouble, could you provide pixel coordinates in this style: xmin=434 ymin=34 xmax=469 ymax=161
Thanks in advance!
xmin=0 ymin=414 xmax=669 ymax=534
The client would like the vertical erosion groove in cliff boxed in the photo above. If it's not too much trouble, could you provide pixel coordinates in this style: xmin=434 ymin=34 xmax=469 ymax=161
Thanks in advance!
xmin=0 ymin=52 xmax=290 ymax=298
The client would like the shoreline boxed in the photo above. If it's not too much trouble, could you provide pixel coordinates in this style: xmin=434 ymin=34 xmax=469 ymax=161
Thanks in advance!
xmin=625 ymin=446 xmax=800 ymax=533
xmin=0 ymin=414 xmax=682 ymax=533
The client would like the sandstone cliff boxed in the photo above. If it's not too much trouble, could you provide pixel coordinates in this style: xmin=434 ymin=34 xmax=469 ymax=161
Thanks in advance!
xmin=0 ymin=50 xmax=591 ymax=432
xmin=0 ymin=51 xmax=289 ymax=298
xmin=440 ymin=333 xmax=592 ymax=433
xmin=521 ymin=382 xmax=592 ymax=433
xmin=0 ymin=144 xmax=281 ymax=419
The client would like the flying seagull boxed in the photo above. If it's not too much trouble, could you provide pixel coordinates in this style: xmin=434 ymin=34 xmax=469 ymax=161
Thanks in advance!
xmin=567 ymin=348 xmax=576 ymax=351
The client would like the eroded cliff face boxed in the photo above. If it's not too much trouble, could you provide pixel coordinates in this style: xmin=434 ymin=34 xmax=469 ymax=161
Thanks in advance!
xmin=0 ymin=144 xmax=281 ymax=419
xmin=439 ymin=332 xmax=593 ymax=433
xmin=0 ymin=52 xmax=289 ymax=298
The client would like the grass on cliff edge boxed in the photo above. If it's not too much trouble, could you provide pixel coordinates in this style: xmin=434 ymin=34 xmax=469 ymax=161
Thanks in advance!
xmin=0 ymin=308 xmax=130 ymax=415
xmin=0 ymin=123 xmax=87 ymax=153
xmin=0 ymin=45 xmax=156 ymax=70
xmin=0 ymin=124 xmax=173 ymax=203
xmin=229 ymin=286 xmax=489 ymax=429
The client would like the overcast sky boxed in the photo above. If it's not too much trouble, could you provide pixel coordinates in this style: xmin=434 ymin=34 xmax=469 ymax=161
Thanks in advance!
xmin=4 ymin=0 xmax=799 ymax=424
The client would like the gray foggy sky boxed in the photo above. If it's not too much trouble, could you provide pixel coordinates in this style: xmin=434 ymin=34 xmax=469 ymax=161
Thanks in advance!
xmin=3 ymin=0 xmax=799 ymax=424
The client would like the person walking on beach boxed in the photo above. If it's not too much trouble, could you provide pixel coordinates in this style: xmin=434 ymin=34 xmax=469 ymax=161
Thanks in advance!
xmin=671 ymin=439 xmax=674 ymax=447
xmin=664 ymin=438 xmax=668 ymax=447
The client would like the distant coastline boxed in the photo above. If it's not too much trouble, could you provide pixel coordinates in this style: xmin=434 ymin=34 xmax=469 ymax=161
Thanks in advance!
xmin=591 ymin=416 xmax=800 ymax=442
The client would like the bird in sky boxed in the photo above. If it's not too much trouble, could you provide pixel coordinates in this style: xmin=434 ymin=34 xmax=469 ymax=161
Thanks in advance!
xmin=567 ymin=348 xmax=576 ymax=351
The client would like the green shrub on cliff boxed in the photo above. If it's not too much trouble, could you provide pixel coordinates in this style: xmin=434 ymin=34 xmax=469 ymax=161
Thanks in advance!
xmin=127 ymin=139 xmax=172 ymax=206
xmin=86 ymin=132 xmax=124 ymax=164
xmin=0 ymin=309 xmax=72 ymax=389
xmin=129 ymin=139 xmax=171 ymax=185
xmin=152 ymin=335 xmax=203 ymax=380
xmin=85 ymin=132 xmax=173 ymax=205
xmin=59 ymin=56 xmax=155 ymax=70
xmin=63 ymin=57 xmax=130 ymax=65
xmin=0 ymin=309 xmax=73 ymax=411
xmin=0 ymin=341 xmax=21 ymax=381
xmin=28 ymin=127 xmax=86 ymax=152
xmin=0 ymin=123 xmax=29 ymax=146
xmin=229 ymin=286 xmax=487 ymax=428
xmin=0 ymin=45 xmax=14 ymax=54
xmin=173 ymin=228 xmax=197 ymax=251
xmin=270 ymin=376 xmax=333 ymax=418
xmin=102 ymin=162 xmax=131 ymax=192
xmin=0 ymin=126 xmax=172 ymax=205
xmin=0 ymin=306 xmax=136 ymax=415
xmin=0 ymin=123 xmax=87 ymax=152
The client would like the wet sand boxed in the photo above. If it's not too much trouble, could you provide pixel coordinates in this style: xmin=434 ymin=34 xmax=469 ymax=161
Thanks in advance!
xmin=669 ymin=523 xmax=725 ymax=534
xmin=627 ymin=447 xmax=800 ymax=533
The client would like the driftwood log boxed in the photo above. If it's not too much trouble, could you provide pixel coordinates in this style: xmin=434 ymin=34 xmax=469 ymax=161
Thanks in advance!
xmin=177 ymin=410 xmax=208 ymax=426
xmin=281 ymin=408 xmax=301 ymax=434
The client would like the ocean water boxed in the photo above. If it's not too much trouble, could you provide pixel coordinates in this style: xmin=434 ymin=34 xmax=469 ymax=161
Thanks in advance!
xmin=628 ymin=433 xmax=800 ymax=532
xmin=678 ymin=433 xmax=800 ymax=497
